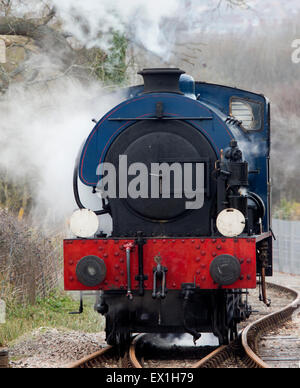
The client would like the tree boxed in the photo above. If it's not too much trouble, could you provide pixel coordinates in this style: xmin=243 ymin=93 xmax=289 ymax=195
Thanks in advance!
xmin=0 ymin=1 xmax=130 ymax=93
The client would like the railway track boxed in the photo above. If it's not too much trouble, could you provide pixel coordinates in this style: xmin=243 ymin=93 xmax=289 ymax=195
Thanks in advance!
xmin=67 ymin=346 xmax=118 ymax=368
xmin=68 ymin=282 xmax=300 ymax=369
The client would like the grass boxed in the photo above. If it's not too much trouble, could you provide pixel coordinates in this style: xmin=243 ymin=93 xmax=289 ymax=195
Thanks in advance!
xmin=0 ymin=290 xmax=104 ymax=347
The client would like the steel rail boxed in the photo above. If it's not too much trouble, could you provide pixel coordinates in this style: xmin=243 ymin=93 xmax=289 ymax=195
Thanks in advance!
xmin=191 ymin=345 xmax=228 ymax=368
xmin=67 ymin=282 xmax=300 ymax=369
xmin=241 ymin=282 xmax=300 ymax=368
xmin=129 ymin=283 xmax=300 ymax=369
xmin=67 ymin=345 xmax=114 ymax=368
xmin=129 ymin=335 xmax=144 ymax=368
xmin=193 ymin=282 xmax=300 ymax=368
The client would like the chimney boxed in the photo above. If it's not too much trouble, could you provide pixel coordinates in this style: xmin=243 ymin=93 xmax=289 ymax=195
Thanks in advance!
xmin=138 ymin=68 xmax=185 ymax=94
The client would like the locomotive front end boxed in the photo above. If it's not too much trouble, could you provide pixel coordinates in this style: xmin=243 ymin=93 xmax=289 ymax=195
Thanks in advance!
xmin=64 ymin=68 xmax=272 ymax=348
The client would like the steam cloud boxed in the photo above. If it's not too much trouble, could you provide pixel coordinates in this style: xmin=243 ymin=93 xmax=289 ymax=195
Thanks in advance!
xmin=50 ymin=0 xmax=299 ymax=59
xmin=0 ymin=78 xmax=122 ymax=228
xmin=51 ymin=0 xmax=212 ymax=59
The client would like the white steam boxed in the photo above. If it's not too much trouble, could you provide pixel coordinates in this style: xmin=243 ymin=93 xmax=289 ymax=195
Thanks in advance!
xmin=51 ymin=0 xmax=209 ymax=59
xmin=0 ymin=79 xmax=122 ymax=228
xmin=50 ymin=0 xmax=300 ymax=60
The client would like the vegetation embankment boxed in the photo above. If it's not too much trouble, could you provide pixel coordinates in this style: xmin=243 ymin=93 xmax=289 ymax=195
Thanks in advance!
xmin=0 ymin=290 xmax=102 ymax=347
xmin=0 ymin=209 xmax=103 ymax=347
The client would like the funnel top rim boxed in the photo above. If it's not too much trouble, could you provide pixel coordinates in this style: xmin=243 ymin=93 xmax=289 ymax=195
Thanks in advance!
xmin=138 ymin=68 xmax=185 ymax=75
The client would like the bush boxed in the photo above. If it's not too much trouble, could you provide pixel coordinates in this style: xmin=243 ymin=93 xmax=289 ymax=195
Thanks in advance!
xmin=273 ymin=199 xmax=300 ymax=220
xmin=0 ymin=209 xmax=62 ymax=304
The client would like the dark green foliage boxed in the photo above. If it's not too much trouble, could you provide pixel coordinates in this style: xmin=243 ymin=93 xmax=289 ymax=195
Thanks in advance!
xmin=95 ymin=31 xmax=128 ymax=85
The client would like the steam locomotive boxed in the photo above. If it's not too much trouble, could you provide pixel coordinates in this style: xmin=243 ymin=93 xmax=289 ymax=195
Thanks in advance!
xmin=64 ymin=68 xmax=273 ymax=349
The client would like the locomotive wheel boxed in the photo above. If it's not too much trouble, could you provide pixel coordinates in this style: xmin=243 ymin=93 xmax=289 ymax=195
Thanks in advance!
xmin=231 ymin=324 xmax=238 ymax=341
xmin=221 ymin=322 xmax=238 ymax=345
xmin=105 ymin=313 xmax=131 ymax=355
xmin=215 ymin=292 xmax=239 ymax=345
xmin=221 ymin=328 xmax=231 ymax=345
xmin=107 ymin=328 xmax=131 ymax=357
xmin=116 ymin=331 xmax=131 ymax=357
xmin=228 ymin=323 xmax=238 ymax=343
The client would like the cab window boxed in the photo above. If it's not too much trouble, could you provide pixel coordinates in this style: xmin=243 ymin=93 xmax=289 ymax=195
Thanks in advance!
xmin=230 ymin=97 xmax=263 ymax=131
